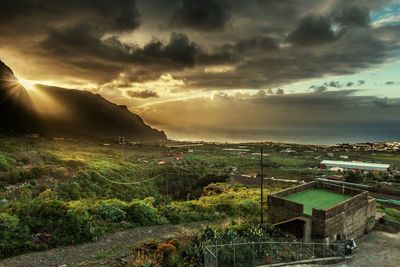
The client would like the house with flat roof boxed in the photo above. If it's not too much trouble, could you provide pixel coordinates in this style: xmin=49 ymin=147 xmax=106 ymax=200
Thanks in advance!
xmin=268 ymin=181 xmax=376 ymax=242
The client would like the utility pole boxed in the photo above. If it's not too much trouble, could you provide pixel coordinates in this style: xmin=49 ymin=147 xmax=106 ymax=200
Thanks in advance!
xmin=260 ymin=146 xmax=264 ymax=224
xmin=165 ymin=171 xmax=168 ymax=196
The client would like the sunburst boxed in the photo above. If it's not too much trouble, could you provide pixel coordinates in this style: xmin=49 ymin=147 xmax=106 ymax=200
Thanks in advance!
xmin=18 ymin=78 xmax=36 ymax=91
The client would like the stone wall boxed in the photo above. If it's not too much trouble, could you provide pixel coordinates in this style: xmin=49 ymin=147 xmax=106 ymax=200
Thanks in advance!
xmin=268 ymin=195 xmax=304 ymax=224
xmin=315 ymin=182 xmax=364 ymax=196
xmin=268 ymin=181 xmax=376 ymax=240
xmin=311 ymin=191 xmax=370 ymax=239
xmin=273 ymin=182 xmax=316 ymax=198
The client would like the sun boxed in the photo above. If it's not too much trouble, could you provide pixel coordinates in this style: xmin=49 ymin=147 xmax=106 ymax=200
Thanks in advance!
xmin=18 ymin=78 xmax=36 ymax=91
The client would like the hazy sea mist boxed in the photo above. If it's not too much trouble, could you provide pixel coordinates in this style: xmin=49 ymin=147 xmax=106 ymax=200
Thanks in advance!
xmin=165 ymin=122 xmax=400 ymax=144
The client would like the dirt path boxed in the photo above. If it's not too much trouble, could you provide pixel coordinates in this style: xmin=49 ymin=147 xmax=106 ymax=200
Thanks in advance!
xmin=0 ymin=222 xmax=209 ymax=267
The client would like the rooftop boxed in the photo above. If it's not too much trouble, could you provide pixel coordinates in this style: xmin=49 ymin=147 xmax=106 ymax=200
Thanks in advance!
xmin=285 ymin=188 xmax=351 ymax=215
xmin=321 ymin=160 xmax=390 ymax=169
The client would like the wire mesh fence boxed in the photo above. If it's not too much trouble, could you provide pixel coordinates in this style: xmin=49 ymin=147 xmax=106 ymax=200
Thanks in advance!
xmin=204 ymin=241 xmax=346 ymax=267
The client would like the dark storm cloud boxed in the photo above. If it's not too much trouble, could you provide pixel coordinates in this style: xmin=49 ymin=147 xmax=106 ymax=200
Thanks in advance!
xmin=170 ymin=0 xmax=231 ymax=31
xmin=327 ymin=81 xmax=343 ymax=88
xmin=310 ymin=85 xmax=328 ymax=93
xmin=126 ymin=90 xmax=159 ymax=98
xmin=40 ymin=24 xmax=235 ymax=82
xmin=311 ymin=80 xmax=360 ymax=92
xmin=41 ymin=24 xmax=201 ymax=67
xmin=184 ymin=26 xmax=389 ymax=90
xmin=331 ymin=6 xmax=370 ymax=28
xmin=0 ymin=0 xmax=398 ymax=92
xmin=286 ymin=15 xmax=336 ymax=46
xmin=197 ymin=50 xmax=238 ymax=66
xmin=223 ymin=36 xmax=278 ymax=53
xmin=0 ymin=0 xmax=140 ymax=32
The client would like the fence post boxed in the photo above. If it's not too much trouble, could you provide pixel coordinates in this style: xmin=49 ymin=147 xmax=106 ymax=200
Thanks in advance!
xmin=312 ymin=243 xmax=314 ymax=258
xmin=253 ymin=242 xmax=255 ymax=266
xmin=215 ymin=241 xmax=218 ymax=267
xmin=298 ymin=242 xmax=301 ymax=261
xmin=203 ymin=244 xmax=206 ymax=267
xmin=233 ymin=243 xmax=236 ymax=267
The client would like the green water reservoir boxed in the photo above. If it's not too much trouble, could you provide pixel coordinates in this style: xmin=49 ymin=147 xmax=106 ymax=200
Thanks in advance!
xmin=285 ymin=188 xmax=351 ymax=215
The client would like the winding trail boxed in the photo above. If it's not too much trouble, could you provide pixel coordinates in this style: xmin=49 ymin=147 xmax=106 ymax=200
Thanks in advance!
xmin=0 ymin=222 xmax=209 ymax=267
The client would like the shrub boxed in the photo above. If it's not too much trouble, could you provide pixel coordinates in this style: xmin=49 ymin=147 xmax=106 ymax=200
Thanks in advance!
xmin=0 ymin=154 xmax=11 ymax=172
xmin=158 ymin=202 xmax=215 ymax=224
xmin=154 ymin=242 xmax=179 ymax=267
xmin=12 ymin=200 xmax=97 ymax=248
xmin=64 ymin=208 xmax=97 ymax=242
xmin=97 ymin=199 xmax=127 ymax=223
xmin=64 ymin=159 xmax=85 ymax=169
xmin=126 ymin=199 xmax=158 ymax=226
xmin=215 ymin=202 xmax=235 ymax=215
xmin=237 ymin=199 xmax=259 ymax=215
xmin=202 ymin=183 xmax=225 ymax=196
xmin=30 ymin=166 xmax=49 ymax=178
xmin=385 ymin=208 xmax=400 ymax=223
xmin=38 ymin=189 xmax=59 ymax=201
xmin=0 ymin=212 xmax=30 ymax=257
xmin=53 ymin=167 xmax=68 ymax=179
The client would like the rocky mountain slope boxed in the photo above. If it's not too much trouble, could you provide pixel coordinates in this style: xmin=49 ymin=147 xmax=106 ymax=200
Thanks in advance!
xmin=0 ymin=60 xmax=166 ymax=141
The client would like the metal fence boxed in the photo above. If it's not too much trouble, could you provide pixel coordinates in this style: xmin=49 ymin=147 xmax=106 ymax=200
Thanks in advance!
xmin=204 ymin=241 xmax=346 ymax=267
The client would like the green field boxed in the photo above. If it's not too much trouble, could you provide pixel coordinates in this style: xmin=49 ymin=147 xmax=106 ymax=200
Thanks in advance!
xmin=285 ymin=188 xmax=352 ymax=215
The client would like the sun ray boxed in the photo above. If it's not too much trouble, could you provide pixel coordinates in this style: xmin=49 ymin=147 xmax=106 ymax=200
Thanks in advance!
xmin=18 ymin=78 xmax=36 ymax=91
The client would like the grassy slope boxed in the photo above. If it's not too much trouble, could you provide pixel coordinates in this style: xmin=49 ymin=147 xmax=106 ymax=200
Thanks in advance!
xmin=0 ymin=138 xmax=399 ymax=257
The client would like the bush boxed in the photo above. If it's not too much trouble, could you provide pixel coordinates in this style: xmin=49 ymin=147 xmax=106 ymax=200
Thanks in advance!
xmin=237 ymin=199 xmax=259 ymax=215
xmin=6 ymin=166 xmax=49 ymax=184
xmin=126 ymin=199 xmax=159 ymax=226
xmin=0 ymin=154 xmax=11 ymax=172
xmin=64 ymin=159 xmax=85 ymax=169
xmin=215 ymin=202 xmax=235 ymax=215
xmin=202 ymin=184 xmax=225 ymax=196
xmin=158 ymin=202 xmax=215 ymax=224
xmin=97 ymin=199 xmax=127 ymax=223
xmin=53 ymin=167 xmax=68 ymax=179
xmin=0 ymin=212 xmax=30 ymax=257
xmin=38 ymin=189 xmax=59 ymax=201
xmin=11 ymin=200 xmax=97 ymax=248
xmin=385 ymin=208 xmax=400 ymax=223
xmin=64 ymin=208 xmax=97 ymax=242
xmin=154 ymin=242 xmax=179 ymax=267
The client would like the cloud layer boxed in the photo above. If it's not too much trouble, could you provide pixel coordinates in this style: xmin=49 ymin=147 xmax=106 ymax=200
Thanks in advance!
xmin=0 ymin=0 xmax=399 ymax=142
xmin=0 ymin=0 xmax=398 ymax=90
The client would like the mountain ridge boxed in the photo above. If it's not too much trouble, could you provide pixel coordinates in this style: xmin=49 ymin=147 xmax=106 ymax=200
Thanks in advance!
xmin=0 ymin=60 xmax=167 ymax=141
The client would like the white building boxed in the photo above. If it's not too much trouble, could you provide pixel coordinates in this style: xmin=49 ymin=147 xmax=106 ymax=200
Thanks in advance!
xmin=320 ymin=160 xmax=390 ymax=172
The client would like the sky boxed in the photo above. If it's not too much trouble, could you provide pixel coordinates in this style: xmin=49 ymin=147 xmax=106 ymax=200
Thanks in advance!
xmin=0 ymin=0 xmax=400 ymax=143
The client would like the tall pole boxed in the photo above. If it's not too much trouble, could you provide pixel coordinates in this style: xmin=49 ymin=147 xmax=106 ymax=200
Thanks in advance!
xmin=260 ymin=146 xmax=264 ymax=224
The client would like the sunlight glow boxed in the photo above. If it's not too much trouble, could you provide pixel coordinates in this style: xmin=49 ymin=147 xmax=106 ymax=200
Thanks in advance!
xmin=12 ymin=76 xmax=69 ymax=118
xmin=18 ymin=79 xmax=36 ymax=91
